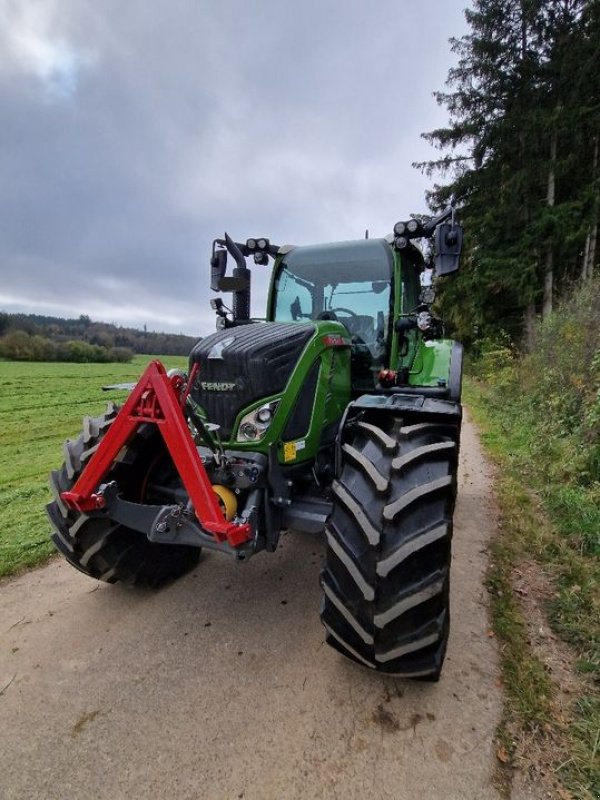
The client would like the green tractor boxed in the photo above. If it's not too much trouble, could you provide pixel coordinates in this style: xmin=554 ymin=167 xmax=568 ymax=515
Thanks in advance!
xmin=47 ymin=206 xmax=463 ymax=680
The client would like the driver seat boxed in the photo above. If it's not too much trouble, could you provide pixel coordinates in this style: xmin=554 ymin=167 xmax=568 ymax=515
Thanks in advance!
xmin=343 ymin=314 xmax=375 ymax=343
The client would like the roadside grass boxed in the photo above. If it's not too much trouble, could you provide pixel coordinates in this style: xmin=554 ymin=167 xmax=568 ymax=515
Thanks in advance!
xmin=464 ymin=377 xmax=599 ymax=799
xmin=0 ymin=355 xmax=187 ymax=578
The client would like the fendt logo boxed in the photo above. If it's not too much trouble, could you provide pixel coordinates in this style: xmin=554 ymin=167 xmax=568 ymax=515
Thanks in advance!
xmin=200 ymin=381 xmax=237 ymax=392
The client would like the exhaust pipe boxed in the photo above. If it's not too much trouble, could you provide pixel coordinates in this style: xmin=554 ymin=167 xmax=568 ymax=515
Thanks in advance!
xmin=224 ymin=233 xmax=251 ymax=322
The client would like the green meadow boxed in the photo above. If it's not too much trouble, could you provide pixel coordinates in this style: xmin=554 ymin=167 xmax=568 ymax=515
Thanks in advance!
xmin=0 ymin=355 xmax=188 ymax=577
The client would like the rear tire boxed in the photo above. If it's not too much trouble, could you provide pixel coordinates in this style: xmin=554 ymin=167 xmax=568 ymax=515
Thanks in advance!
xmin=321 ymin=414 xmax=460 ymax=679
xmin=47 ymin=404 xmax=200 ymax=587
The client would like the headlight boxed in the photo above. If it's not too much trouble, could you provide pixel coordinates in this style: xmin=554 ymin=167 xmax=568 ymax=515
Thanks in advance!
xmin=256 ymin=406 xmax=273 ymax=424
xmin=239 ymin=422 xmax=259 ymax=440
xmin=237 ymin=400 xmax=280 ymax=442
xmin=420 ymin=287 xmax=436 ymax=305
xmin=417 ymin=311 xmax=432 ymax=331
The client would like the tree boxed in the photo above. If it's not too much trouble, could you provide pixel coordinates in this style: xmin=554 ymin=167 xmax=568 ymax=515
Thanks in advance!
xmin=0 ymin=330 xmax=34 ymax=360
xmin=418 ymin=0 xmax=598 ymax=348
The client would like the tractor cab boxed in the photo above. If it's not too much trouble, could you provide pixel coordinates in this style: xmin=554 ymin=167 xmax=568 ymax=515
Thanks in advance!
xmin=268 ymin=239 xmax=394 ymax=390
xmin=206 ymin=209 xmax=463 ymax=397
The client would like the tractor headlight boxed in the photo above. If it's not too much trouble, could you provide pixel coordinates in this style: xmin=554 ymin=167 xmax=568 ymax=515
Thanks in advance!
xmin=407 ymin=219 xmax=421 ymax=234
xmin=420 ymin=286 xmax=436 ymax=305
xmin=237 ymin=400 xmax=280 ymax=442
xmin=256 ymin=406 xmax=273 ymax=424
xmin=246 ymin=237 xmax=270 ymax=252
xmin=417 ymin=311 xmax=433 ymax=331
xmin=394 ymin=221 xmax=406 ymax=236
xmin=239 ymin=422 xmax=259 ymax=440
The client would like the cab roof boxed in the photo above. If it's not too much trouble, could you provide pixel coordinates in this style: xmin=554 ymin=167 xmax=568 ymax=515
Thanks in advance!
xmin=279 ymin=238 xmax=394 ymax=283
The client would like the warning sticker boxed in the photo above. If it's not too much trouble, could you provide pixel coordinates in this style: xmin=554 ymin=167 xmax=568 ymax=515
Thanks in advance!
xmin=283 ymin=441 xmax=297 ymax=462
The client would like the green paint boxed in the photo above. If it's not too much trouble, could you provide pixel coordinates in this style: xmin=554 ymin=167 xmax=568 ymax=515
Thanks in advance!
xmin=409 ymin=338 xmax=453 ymax=387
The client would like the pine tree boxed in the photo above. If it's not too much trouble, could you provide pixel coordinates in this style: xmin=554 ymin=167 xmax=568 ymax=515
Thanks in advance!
xmin=418 ymin=0 xmax=598 ymax=347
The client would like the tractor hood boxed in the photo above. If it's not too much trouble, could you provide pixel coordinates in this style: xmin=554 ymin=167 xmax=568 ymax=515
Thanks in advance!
xmin=189 ymin=322 xmax=315 ymax=438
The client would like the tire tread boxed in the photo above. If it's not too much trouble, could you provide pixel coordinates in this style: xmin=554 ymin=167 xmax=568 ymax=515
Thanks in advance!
xmin=321 ymin=411 xmax=460 ymax=678
xmin=46 ymin=406 xmax=200 ymax=587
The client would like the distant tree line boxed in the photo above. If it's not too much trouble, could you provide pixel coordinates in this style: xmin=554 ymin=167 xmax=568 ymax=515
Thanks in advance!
xmin=0 ymin=313 xmax=200 ymax=363
xmin=417 ymin=0 xmax=599 ymax=349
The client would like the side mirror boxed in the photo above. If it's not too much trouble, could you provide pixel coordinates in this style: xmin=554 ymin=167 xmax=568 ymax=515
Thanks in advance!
xmin=210 ymin=248 xmax=227 ymax=291
xmin=434 ymin=223 xmax=463 ymax=276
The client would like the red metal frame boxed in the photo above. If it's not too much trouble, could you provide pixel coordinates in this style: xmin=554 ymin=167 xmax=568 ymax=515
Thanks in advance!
xmin=61 ymin=360 xmax=252 ymax=547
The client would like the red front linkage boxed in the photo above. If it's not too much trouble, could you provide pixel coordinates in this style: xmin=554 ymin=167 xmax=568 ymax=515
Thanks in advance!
xmin=60 ymin=360 xmax=252 ymax=548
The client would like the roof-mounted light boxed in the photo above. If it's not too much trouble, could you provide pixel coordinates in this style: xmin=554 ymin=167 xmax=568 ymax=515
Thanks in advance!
xmin=246 ymin=237 xmax=270 ymax=253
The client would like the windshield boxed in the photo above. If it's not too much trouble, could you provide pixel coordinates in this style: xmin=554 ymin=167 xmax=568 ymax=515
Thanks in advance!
xmin=271 ymin=240 xmax=393 ymax=376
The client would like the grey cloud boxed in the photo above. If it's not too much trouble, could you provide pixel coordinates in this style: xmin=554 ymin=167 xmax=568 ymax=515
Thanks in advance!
xmin=0 ymin=0 xmax=468 ymax=336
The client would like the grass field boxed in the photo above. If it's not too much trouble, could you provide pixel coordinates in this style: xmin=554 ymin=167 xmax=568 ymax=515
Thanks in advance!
xmin=465 ymin=376 xmax=599 ymax=799
xmin=0 ymin=355 xmax=188 ymax=578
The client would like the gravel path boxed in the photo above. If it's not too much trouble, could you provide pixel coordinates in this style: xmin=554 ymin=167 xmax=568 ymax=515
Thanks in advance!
xmin=0 ymin=411 xmax=503 ymax=800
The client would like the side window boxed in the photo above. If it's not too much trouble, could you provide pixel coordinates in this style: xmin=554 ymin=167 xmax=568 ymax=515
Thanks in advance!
xmin=274 ymin=269 xmax=313 ymax=321
xmin=402 ymin=264 xmax=420 ymax=313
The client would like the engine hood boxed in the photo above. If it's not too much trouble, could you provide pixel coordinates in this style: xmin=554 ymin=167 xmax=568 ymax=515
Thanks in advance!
xmin=189 ymin=322 xmax=315 ymax=439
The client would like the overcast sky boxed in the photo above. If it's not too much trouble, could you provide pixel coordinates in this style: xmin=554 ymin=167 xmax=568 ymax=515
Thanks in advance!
xmin=0 ymin=0 xmax=469 ymax=337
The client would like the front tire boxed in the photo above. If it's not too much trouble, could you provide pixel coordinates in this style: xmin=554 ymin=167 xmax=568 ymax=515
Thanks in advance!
xmin=47 ymin=404 xmax=200 ymax=587
xmin=321 ymin=413 xmax=460 ymax=679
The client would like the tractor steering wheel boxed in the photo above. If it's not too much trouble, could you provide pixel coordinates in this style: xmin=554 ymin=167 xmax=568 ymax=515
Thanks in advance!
xmin=328 ymin=307 xmax=357 ymax=317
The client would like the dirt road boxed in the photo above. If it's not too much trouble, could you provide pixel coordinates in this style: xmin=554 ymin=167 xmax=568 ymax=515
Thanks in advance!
xmin=0 ymin=413 xmax=503 ymax=800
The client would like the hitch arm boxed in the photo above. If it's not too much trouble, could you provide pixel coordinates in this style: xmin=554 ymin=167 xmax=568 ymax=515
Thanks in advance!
xmin=60 ymin=360 xmax=252 ymax=548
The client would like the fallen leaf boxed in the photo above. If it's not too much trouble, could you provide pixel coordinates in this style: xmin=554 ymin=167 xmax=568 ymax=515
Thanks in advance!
xmin=496 ymin=746 xmax=510 ymax=764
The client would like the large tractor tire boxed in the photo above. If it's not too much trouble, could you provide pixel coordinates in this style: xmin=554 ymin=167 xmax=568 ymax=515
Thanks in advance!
xmin=47 ymin=404 xmax=200 ymax=587
xmin=321 ymin=414 xmax=459 ymax=679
